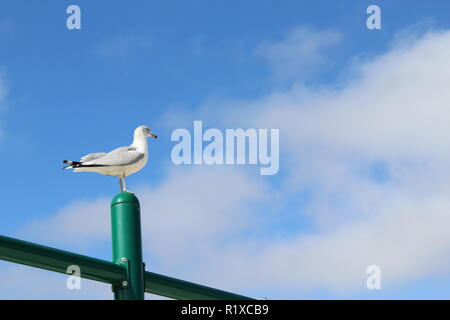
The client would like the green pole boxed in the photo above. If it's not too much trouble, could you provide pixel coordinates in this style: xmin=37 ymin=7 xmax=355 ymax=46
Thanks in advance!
xmin=111 ymin=192 xmax=145 ymax=300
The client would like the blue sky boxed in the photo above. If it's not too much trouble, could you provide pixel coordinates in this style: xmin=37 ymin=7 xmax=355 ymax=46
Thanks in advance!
xmin=2 ymin=0 xmax=450 ymax=299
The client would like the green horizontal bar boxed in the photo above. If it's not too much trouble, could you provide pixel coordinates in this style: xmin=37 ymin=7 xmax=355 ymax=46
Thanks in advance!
xmin=0 ymin=235 xmax=126 ymax=285
xmin=0 ymin=235 xmax=254 ymax=299
xmin=145 ymin=271 xmax=254 ymax=300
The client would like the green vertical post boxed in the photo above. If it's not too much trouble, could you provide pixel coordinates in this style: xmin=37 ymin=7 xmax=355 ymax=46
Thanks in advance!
xmin=111 ymin=192 xmax=145 ymax=300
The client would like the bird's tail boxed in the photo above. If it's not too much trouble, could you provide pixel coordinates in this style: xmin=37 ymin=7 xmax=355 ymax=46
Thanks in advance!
xmin=62 ymin=160 xmax=82 ymax=170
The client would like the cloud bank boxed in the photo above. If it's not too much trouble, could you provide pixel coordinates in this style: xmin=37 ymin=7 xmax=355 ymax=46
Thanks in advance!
xmin=256 ymin=26 xmax=342 ymax=82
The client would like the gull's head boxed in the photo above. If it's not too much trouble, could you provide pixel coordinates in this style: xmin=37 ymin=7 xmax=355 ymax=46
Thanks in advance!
xmin=135 ymin=126 xmax=157 ymax=139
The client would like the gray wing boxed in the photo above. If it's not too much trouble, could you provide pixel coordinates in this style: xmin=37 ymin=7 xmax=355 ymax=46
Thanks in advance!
xmin=83 ymin=146 xmax=145 ymax=166
xmin=80 ymin=152 xmax=107 ymax=162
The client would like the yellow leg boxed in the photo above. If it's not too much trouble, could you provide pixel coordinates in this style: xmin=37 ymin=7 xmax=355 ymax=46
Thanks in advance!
xmin=119 ymin=177 xmax=124 ymax=192
xmin=123 ymin=175 xmax=134 ymax=194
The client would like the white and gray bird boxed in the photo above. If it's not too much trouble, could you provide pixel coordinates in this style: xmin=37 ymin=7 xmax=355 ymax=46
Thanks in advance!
xmin=63 ymin=126 xmax=157 ymax=193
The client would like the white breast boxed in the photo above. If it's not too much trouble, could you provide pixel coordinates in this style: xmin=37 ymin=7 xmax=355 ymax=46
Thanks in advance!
xmin=124 ymin=154 xmax=148 ymax=176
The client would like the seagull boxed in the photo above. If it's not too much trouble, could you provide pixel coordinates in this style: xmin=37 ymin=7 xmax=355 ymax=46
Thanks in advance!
xmin=63 ymin=126 xmax=157 ymax=193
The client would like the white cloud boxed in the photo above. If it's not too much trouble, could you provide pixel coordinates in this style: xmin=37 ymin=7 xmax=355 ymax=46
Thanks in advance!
xmin=95 ymin=32 xmax=152 ymax=59
xmin=189 ymin=29 xmax=450 ymax=295
xmin=12 ymin=28 xmax=450 ymax=299
xmin=255 ymin=26 xmax=342 ymax=82
xmin=139 ymin=167 xmax=272 ymax=262
xmin=20 ymin=198 xmax=110 ymax=250
xmin=197 ymin=194 xmax=450 ymax=295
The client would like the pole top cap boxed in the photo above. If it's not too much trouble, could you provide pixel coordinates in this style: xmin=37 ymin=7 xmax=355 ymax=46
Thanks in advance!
xmin=111 ymin=192 xmax=140 ymax=207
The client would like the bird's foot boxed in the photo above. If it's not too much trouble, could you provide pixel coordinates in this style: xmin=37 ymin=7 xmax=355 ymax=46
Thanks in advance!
xmin=123 ymin=189 xmax=135 ymax=194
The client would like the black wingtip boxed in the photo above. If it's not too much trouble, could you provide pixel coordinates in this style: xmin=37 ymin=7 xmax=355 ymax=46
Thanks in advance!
xmin=63 ymin=160 xmax=83 ymax=167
